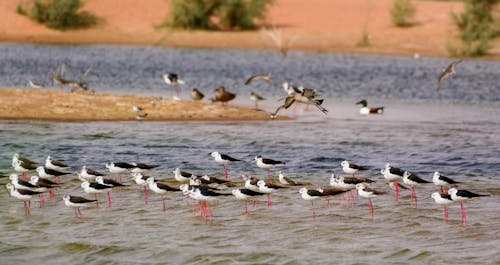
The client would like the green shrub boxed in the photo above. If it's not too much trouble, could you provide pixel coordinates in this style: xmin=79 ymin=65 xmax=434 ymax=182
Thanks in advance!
xmin=390 ymin=0 xmax=416 ymax=27
xmin=17 ymin=0 xmax=98 ymax=30
xmin=165 ymin=0 xmax=273 ymax=30
xmin=448 ymin=0 xmax=499 ymax=56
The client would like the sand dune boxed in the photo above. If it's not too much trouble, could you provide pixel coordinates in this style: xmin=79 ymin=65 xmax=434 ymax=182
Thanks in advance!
xmin=1 ymin=0 xmax=498 ymax=58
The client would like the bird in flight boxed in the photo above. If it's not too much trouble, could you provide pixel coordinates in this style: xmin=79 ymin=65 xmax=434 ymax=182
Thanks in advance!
xmin=438 ymin=59 xmax=463 ymax=91
xmin=245 ymin=73 xmax=272 ymax=86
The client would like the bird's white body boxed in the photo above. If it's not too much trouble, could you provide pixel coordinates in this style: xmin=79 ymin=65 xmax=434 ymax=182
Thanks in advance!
xmin=356 ymin=183 xmax=377 ymax=199
xmin=45 ymin=156 xmax=69 ymax=171
xmin=329 ymin=175 xmax=355 ymax=191
xmin=105 ymin=163 xmax=129 ymax=174
xmin=173 ymin=168 xmax=191 ymax=183
xmin=81 ymin=181 xmax=110 ymax=194
xmin=431 ymin=192 xmax=454 ymax=205
xmin=6 ymin=183 xmax=33 ymax=201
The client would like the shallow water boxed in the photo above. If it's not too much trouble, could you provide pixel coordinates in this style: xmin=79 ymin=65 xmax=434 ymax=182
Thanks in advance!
xmin=1 ymin=44 xmax=500 ymax=264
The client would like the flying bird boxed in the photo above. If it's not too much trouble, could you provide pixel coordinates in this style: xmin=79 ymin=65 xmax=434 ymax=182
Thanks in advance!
xmin=245 ymin=73 xmax=272 ymax=86
xmin=270 ymin=88 xmax=327 ymax=118
xmin=438 ymin=59 xmax=463 ymax=91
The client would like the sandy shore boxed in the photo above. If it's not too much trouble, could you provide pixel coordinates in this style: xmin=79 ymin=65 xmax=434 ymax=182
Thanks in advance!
xmin=0 ymin=0 xmax=498 ymax=58
xmin=0 ymin=88 xmax=284 ymax=121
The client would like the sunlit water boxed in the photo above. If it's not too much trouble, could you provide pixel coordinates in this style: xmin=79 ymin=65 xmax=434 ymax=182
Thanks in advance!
xmin=0 ymin=44 xmax=499 ymax=264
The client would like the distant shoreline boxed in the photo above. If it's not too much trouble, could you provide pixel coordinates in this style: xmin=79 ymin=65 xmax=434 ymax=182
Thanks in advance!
xmin=0 ymin=88 xmax=287 ymax=122
xmin=1 ymin=0 xmax=498 ymax=60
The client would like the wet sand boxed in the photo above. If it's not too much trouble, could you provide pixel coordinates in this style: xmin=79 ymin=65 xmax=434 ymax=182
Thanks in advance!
xmin=0 ymin=88 xmax=283 ymax=121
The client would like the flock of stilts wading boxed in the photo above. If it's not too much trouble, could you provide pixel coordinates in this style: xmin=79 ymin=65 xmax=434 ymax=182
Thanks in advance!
xmin=5 ymin=150 xmax=489 ymax=225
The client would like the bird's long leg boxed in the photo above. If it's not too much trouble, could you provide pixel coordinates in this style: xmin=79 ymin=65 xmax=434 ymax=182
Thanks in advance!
xmin=175 ymin=84 xmax=180 ymax=98
xmin=162 ymin=195 xmax=166 ymax=212
xmin=461 ymin=202 xmax=467 ymax=226
xmin=368 ymin=198 xmax=374 ymax=218
xmin=107 ymin=191 xmax=112 ymax=207
xmin=74 ymin=208 xmax=78 ymax=218
xmin=223 ymin=165 xmax=228 ymax=180
xmin=143 ymin=186 xmax=148 ymax=205
xmin=244 ymin=200 xmax=248 ymax=214
xmin=49 ymin=188 xmax=54 ymax=200
xmin=444 ymin=205 xmax=448 ymax=220
xmin=208 ymin=202 xmax=213 ymax=221
xmin=78 ymin=208 xmax=82 ymax=218
xmin=267 ymin=194 xmax=272 ymax=208
xmin=22 ymin=172 xmax=27 ymax=181
xmin=393 ymin=181 xmax=399 ymax=202
xmin=94 ymin=194 xmax=99 ymax=208
xmin=327 ymin=199 xmax=332 ymax=214
xmin=266 ymin=169 xmax=271 ymax=181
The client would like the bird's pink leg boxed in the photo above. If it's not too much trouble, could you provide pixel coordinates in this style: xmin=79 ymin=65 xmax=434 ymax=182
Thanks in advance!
xmin=244 ymin=200 xmax=248 ymax=214
xmin=22 ymin=172 xmax=27 ymax=181
xmin=267 ymin=194 xmax=272 ymax=208
xmin=39 ymin=194 xmax=43 ymax=208
xmin=74 ymin=208 xmax=78 ymax=218
xmin=368 ymin=199 xmax=374 ymax=218
xmin=49 ymin=189 xmax=54 ymax=200
xmin=143 ymin=186 xmax=148 ymax=205
xmin=78 ymin=208 xmax=82 ymax=218
xmin=107 ymin=192 xmax=111 ymax=207
xmin=266 ymin=170 xmax=271 ymax=181
xmin=223 ymin=165 xmax=228 ymax=180
xmin=208 ymin=202 xmax=213 ymax=221
xmin=94 ymin=194 xmax=99 ymax=208
xmin=393 ymin=181 xmax=399 ymax=202
xmin=461 ymin=202 xmax=467 ymax=225
xmin=444 ymin=205 xmax=448 ymax=220
xmin=327 ymin=199 xmax=332 ymax=214
xmin=175 ymin=84 xmax=180 ymax=97
xmin=162 ymin=195 xmax=166 ymax=211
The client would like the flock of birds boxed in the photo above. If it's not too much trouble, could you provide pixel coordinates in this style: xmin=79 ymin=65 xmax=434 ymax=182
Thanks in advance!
xmin=28 ymin=59 xmax=464 ymax=120
xmin=5 ymin=151 xmax=488 ymax=225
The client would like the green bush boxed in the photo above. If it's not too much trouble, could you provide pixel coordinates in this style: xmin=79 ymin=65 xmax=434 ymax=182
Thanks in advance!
xmin=449 ymin=0 xmax=499 ymax=56
xmin=165 ymin=0 xmax=274 ymax=30
xmin=17 ymin=0 xmax=98 ymax=30
xmin=390 ymin=0 xmax=416 ymax=27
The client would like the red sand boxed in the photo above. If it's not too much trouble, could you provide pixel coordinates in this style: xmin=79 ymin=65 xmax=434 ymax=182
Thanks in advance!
xmin=1 ymin=0 xmax=498 ymax=58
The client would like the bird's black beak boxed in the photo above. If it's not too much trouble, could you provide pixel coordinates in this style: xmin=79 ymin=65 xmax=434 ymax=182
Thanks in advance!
xmin=355 ymin=100 xmax=363 ymax=105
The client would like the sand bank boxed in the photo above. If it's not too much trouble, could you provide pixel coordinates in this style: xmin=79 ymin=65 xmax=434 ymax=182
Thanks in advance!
xmin=0 ymin=88 xmax=283 ymax=121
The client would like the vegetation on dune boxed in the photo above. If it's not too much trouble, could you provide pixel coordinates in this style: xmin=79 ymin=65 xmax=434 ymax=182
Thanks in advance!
xmin=17 ymin=0 xmax=98 ymax=30
xmin=164 ymin=0 xmax=274 ymax=30
xmin=447 ymin=0 xmax=499 ymax=56
xmin=390 ymin=0 xmax=416 ymax=27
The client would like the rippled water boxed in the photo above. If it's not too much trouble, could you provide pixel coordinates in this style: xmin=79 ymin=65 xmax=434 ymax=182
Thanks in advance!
xmin=1 ymin=44 xmax=500 ymax=264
